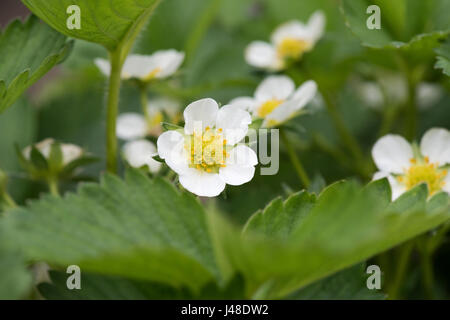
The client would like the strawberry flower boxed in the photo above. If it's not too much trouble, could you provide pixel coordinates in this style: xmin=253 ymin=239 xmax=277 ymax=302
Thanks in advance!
xmin=230 ymin=75 xmax=317 ymax=127
xmin=157 ymin=98 xmax=257 ymax=197
xmin=245 ymin=11 xmax=325 ymax=71
xmin=372 ymin=128 xmax=450 ymax=200
xmin=95 ymin=50 xmax=185 ymax=81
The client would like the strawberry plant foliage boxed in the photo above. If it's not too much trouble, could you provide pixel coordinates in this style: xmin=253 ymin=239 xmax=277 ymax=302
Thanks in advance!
xmin=2 ymin=172 xmax=449 ymax=299
xmin=22 ymin=0 xmax=162 ymax=51
xmin=0 ymin=15 xmax=72 ymax=113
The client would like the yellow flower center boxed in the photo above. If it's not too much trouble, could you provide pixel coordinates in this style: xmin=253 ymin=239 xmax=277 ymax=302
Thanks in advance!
xmin=184 ymin=127 xmax=228 ymax=173
xmin=277 ymin=38 xmax=311 ymax=60
xmin=143 ymin=67 xmax=162 ymax=81
xmin=257 ymin=99 xmax=284 ymax=118
xmin=397 ymin=157 xmax=448 ymax=195
xmin=148 ymin=111 xmax=164 ymax=128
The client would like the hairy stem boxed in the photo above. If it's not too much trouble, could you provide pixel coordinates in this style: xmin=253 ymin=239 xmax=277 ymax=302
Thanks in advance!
xmin=106 ymin=50 xmax=123 ymax=173
xmin=280 ymin=130 xmax=310 ymax=188
xmin=47 ymin=178 xmax=60 ymax=197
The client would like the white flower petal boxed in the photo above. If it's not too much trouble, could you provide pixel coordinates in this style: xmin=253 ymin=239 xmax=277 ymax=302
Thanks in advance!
xmin=150 ymin=50 xmax=185 ymax=78
xmin=245 ymin=41 xmax=282 ymax=70
xmin=23 ymin=138 xmax=54 ymax=159
xmin=255 ymin=75 xmax=295 ymax=102
xmin=116 ymin=113 xmax=148 ymax=141
xmin=271 ymin=20 xmax=309 ymax=45
xmin=183 ymin=98 xmax=219 ymax=135
xmin=164 ymin=138 xmax=191 ymax=176
xmin=226 ymin=145 xmax=258 ymax=167
xmin=215 ymin=105 xmax=252 ymax=145
xmin=123 ymin=139 xmax=161 ymax=172
xmin=229 ymin=97 xmax=257 ymax=112
xmin=443 ymin=172 xmax=450 ymax=194
xmin=157 ymin=130 xmax=184 ymax=160
xmin=123 ymin=55 xmax=156 ymax=79
xmin=262 ymin=99 xmax=299 ymax=127
xmin=373 ymin=171 xmax=406 ymax=200
xmin=372 ymin=135 xmax=413 ymax=174
xmin=94 ymin=58 xmax=111 ymax=77
xmin=420 ymin=128 xmax=450 ymax=166
xmin=179 ymin=171 xmax=226 ymax=197
xmin=291 ymin=80 xmax=317 ymax=108
xmin=61 ymin=144 xmax=83 ymax=165
xmin=220 ymin=145 xmax=257 ymax=186
xmin=306 ymin=10 xmax=326 ymax=42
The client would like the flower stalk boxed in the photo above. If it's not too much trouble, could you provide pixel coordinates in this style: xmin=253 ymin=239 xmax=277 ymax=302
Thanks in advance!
xmin=280 ymin=129 xmax=310 ymax=188
xmin=106 ymin=49 xmax=124 ymax=173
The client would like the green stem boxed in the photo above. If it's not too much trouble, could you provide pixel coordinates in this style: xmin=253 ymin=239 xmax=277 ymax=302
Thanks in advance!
xmin=48 ymin=178 xmax=60 ymax=197
xmin=388 ymin=241 xmax=414 ymax=300
xmin=106 ymin=50 xmax=124 ymax=173
xmin=139 ymin=84 xmax=150 ymax=120
xmin=280 ymin=130 xmax=310 ymax=188
xmin=421 ymin=250 xmax=434 ymax=299
xmin=405 ymin=74 xmax=418 ymax=141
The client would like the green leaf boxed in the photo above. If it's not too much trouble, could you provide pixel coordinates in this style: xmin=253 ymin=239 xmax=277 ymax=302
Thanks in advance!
xmin=210 ymin=179 xmax=450 ymax=298
xmin=341 ymin=0 xmax=449 ymax=50
xmin=0 ymin=15 xmax=72 ymax=113
xmin=30 ymin=147 xmax=49 ymax=171
xmin=2 ymin=169 xmax=222 ymax=292
xmin=288 ymin=264 xmax=385 ymax=300
xmin=435 ymin=38 xmax=450 ymax=76
xmin=39 ymin=270 xmax=245 ymax=300
xmin=22 ymin=0 xmax=163 ymax=51
xmin=0 ymin=247 xmax=32 ymax=300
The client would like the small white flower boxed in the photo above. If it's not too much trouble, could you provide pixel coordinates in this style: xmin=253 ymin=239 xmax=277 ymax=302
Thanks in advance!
xmin=23 ymin=138 xmax=83 ymax=165
xmin=116 ymin=98 xmax=181 ymax=140
xmin=230 ymin=75 xmax=317 ymax=127
xmin=123 ymin=139 xmax=162 ymax=173
xmin=245 ymin=11 xmax=325 ymax=71
xmin=95 ymin=50 xmax=185 ymax=81
xmin=372 ymin=128 xmax=450 ymax=200
xmin=157 ymin=98 xmax=258 ymax=197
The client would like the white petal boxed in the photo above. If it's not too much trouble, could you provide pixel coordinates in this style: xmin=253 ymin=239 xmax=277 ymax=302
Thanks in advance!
xmin=215 ymin=105 xmax=252 ymax=145
xmin=116 ymin=113 xmax=148 ymax=141
xmin=226 ymin=145 xmax=258 ymax=167
xmin=220 ymin=145 xmax=257 ymax=186
xmin=372 ymin=135 xmax=413 ymax=174
xmin=23 ymin=138 xmax=54 ymax=159
xmin=183 ymin=98 xmax=219 ymax=135
xmin=150 ymin=50 xmax=185 ymax=78
xmin=229 ymin=97 xmax=257 ymax=112
xmin=271 ymin=20 xmax=309 ymax=45
xmin=292 ymin=80 xmax=317 ymax=107
xmin=306 ymin=10 xmax=326 ymax=42
xmin=61 ymin=144 xmax=83 ymax=165
xmin=255 ymin=75 xmax=295 ymax=102
xmin=179 ymin=171 xmax=226 ymax=197
xmin=94 ymin=58 xmax=111 ymax=77
xmin=163 ymin=137 xmax=191 ymax=176
xmin=123 ymin=55 xmax=155 ymax=79
xmin=420 ymin=128 xmax=450 ymax=166
xmin=245 ymin=41 xmax=282 ymax=70
xmin=262 ymin=99 xmax=300 ymax=127
xmin=373 ymin=171 xmax=406 ymax=200
xmin=123 ymin=140 xmax=162 ymax=172
xmin=157 ymin=130 xmax=184 ymax=160
xmin=443 ymin=172 xmax=450 ymax=194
